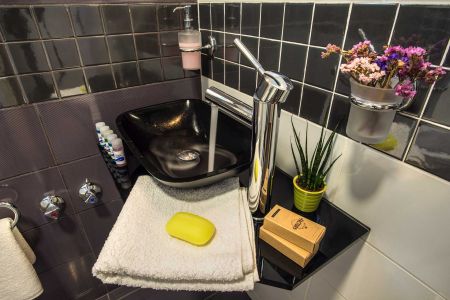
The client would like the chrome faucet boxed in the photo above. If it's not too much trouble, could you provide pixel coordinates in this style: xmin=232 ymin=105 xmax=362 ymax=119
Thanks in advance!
xmin=234 ymin=39 xmax=293 ymax=219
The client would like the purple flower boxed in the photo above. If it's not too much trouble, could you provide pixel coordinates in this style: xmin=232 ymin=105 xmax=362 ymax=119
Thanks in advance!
xmin=395 ymin=80 xmax=416 ymax=99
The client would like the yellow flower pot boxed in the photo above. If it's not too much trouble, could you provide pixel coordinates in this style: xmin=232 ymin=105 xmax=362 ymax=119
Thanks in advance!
xmin=293 ymin=175 xmax=326 ymax=213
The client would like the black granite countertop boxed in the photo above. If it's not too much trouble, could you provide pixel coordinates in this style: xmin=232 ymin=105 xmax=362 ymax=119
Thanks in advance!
xmin=104 ymin=150 xmax=369 ymax=291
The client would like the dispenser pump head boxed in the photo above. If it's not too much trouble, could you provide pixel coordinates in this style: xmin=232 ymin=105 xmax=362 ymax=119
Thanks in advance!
xmin=173 ymin=5 xmax=193 ymax=29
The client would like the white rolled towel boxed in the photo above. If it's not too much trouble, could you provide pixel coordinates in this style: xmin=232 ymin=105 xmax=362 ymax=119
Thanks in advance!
xmin=0 ymin=218 xmax=43 ymax=300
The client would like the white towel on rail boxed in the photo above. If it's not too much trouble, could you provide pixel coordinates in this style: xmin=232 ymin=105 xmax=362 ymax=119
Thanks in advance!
xmin=93 ymin=176 xmax=258 ymax=291
xmin=0 ymin=218 xmax=43 ymax=300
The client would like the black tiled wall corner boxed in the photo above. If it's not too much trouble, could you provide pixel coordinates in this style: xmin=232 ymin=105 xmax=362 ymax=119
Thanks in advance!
xmin=199 ymin=2 xmax=450 ymax=182
xmin=0 ymin=3 xmax=199 ymax=108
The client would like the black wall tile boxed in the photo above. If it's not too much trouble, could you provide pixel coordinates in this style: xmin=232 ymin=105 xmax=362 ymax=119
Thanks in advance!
xmin=225 ymin=33 xmax=240 ymax=63
xmin=23 ymin=214 xmax=92 ymax=272
xmin=9 ymin=42 xmax=50 ymax=73
xmin=70 ymin=6 xmax=104 ymax=37
xmin=212 ymin=58 xmax=224 ymax=83
xmin=327 ymin=94 xmax=349 ymax=136
xmin=0 ymin=168 xmax=74 ymax=232
xmin=135 ymin=33 xmax=160 ymax=59
xmin=345 ymin=4 xmax=396 ymax=50
xmin=0 ymin=7 xmax=39 ymax=41
xmin=160 ymin=32 xmax=180 ymax=57
xmin=241 ymin=3 xmax=260 ymax=37
xmin=423 ymin=74 xmax=450 ymax=126
xmin=225 ymin=3 xmax=240 ymax=34
xmin=392 ymin=5 xmax=450 ymax=64
xmin=131 ymin=5 xmax=157 ymax=33
xmin=113 ymin=62 xmax=140 ymax=88
xmin=54 ymin=69 xmax=87 ymax=98
xmin=162 ymin=56 xmax=184 ymax=80
xmin=158 ymin=5 xmax=181 ymax=31
xmin=225 ymin=62 xmax=239 ymax=90
xmin=201 ymin=54 xmax=211 ymax=79
xmin=406 ymin=122 xmax=450 ymax=181
xmin=0 ymin=44 xmax=14 ymax=76
xmin=0 ymin=106 xmax=54 ymax=179
xmin=371 ymin=114 xmax=416 ymax=159
xmin=281 ymin=81 xmax=301 ymax=114
xmin=78 ymin=37 xmax=109 ymax=66
xmin=211 ymin=3 xmax=224 ymax=32
xmin=260 ymin=3 xmax=284 ymax=40
xmin=20 ymin=73 xmax=57 ymax=102
xmin=300 ymin=85 xmax=332 ymax=125
xmin=108 ymin=35 xmax=136 ymax=62
xmin=305 ymin=47 xmax=339 ymax=91
xmin=215 ymin=32 xmax=225 ymax=59
xmin=85 ymin=65 xmax=115 ymax=93
xmin=283 ymin=3 xmax=313 ymax=44
xmin=34 ymin=6 xmax=72 ymax=39
xmin=38 ymin=255 xmax=106 ymax=300
xmin=280 ymin=43 xmax=307 ymax=81
xmin=259 ymin=39 xmax=280 ymax=72
xmin=310 ymin=4 xmax=349 ymax=47
xmin=59 ymin=155 xmax=122 ymax=213
xmin=44 ymin=39 xmax=81 ymax=69
xmin=239 ymin=36 xmax=258 ymax=68
xmin=102 ymin=5 xmax=132 ymax=35
xmin=139 ymin=58 xmax=163 ymax=84
xmin=78 ymin=201 xmax=123 ymax=256
xmin=199 ymin=4 xmax=211 ymax=30
xmin=0 ymin=77 xmax=24 ymax=108
xmin=239 ymin=66 xmax=256 ymax=96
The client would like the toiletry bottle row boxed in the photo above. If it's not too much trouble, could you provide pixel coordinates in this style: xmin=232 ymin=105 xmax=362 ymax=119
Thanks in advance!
xmin=95 ymin=122 xmax=127 ymax=167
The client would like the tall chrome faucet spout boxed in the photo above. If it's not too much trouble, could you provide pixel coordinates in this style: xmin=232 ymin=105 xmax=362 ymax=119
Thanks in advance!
xmin=233 ymin=39 xmax=293 ymax=220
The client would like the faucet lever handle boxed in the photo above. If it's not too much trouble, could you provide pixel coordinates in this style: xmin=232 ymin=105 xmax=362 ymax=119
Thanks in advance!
xmin=233 ymin=39 xmax=265 ymax=76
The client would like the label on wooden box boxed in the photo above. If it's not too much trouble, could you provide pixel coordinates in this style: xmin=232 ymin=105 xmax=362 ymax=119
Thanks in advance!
xmin=263 ymin=205 xmax=326 ymax=253
xmin=259 ymin=226 xmax=313 ymax=268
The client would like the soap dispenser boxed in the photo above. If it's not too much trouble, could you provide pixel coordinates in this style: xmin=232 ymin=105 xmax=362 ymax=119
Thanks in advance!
xmin=173 ymin=5 xmax=201 ymax=70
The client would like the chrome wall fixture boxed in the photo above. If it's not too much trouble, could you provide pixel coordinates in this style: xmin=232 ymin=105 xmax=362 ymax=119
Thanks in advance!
xmin=40 ymin=195 xmax=65 ymax=220
xmin=79 ymin=178 xmax=102 ymax=205
xmin=0 ymin=202 xmax=20 ymax=228
xmin=179 ymin=35 xmax=217 ymax=57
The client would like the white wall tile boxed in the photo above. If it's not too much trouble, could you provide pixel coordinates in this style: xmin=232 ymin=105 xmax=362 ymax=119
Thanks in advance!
xmin=331 ymin=137 xmax=450 ymax=299
xmin=307 ymin=274 xmax=347 ymax=300
xmin=252 ymin=283 xmax=293 ymax=300
xmin=319 ymin=239 xmax=444 ymax=300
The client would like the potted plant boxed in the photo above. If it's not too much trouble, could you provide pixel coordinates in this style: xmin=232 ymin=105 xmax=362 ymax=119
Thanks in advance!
xmin=290 ymin=119 xmax=341 ymax=212
xmin=322 ymin=41 xmax=445 ymax=143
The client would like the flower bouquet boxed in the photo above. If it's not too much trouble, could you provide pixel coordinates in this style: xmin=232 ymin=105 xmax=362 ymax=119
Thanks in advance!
xmin=321 ymin=41 xmax=445 ymax=143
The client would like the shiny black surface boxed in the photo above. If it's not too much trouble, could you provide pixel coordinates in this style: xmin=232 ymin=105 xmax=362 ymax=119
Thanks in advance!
xmin=116 ymin=99 xmax=252 ymax=187
xmin=255 ymin=169 xmax=370 ymax=290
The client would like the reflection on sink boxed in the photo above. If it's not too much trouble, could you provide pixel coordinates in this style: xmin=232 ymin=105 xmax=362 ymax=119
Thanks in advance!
xmin=116 ymin=99 xmax=252 ymax=188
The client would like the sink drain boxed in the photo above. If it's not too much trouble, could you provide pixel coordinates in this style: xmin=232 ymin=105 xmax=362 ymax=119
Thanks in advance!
xmin=177 ymin=150 xmax=200 ymax=162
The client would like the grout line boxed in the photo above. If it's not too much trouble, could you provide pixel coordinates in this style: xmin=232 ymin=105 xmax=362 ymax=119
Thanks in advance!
xmin=222 ymin=3 xmax=225 ymax=84
xmin=277 ymin=3 xmax=286 ymax=73
xmin=325 ymin=2 xmax=352 ymax=128
xmin=29 ymin=5 xmax=61 ymax=99
xmin=387 ymin=3 xmax=400 ymax=45
xmin=298 ymin=3 xmax=315 ymax=116
xmin=99 ymin=5 xmax=118 ymax=88
xmin=66 ymin=5 xmax=90 ymax=94
xmin=128 ymin=5 xmax=142 ymax=85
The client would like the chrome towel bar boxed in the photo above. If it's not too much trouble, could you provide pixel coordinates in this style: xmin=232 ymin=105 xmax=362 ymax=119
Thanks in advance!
xmin=0 ymin=202 xmax=20 ymax=229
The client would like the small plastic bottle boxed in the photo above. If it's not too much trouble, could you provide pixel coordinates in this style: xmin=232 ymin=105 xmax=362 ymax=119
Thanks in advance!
xmin=95 ymin=122 xmax=105 ymax=142
xmin=98 ymin=125 xmax=110 ymax=148
xmin=111 ymin=138 xmax=127 ymax=166
xmin=105 ymin=133 xmax=117 ymax=157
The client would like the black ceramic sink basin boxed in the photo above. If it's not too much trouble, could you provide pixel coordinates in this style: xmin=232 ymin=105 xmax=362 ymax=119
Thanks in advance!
xmin=116 ymin=99 xmax=252 ymax=188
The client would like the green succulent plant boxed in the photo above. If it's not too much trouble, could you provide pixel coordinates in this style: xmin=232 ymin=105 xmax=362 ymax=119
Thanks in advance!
xmin=290 ymin=118 xmax=341 ymax=192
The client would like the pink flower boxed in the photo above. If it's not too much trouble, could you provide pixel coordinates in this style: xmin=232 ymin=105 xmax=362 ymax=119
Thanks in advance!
xmin=321 ymin=44 xmax=341 ymax=58
xmin=425 ymin=67 xmax=447 ymax=84
xmin=404 ymin=46 xmax=427 ymax=58
xmin=395 ymin=80 xmax=416 ymax=99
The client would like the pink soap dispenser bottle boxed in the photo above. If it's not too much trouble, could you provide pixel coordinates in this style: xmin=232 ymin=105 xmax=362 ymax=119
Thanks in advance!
xmin=174 ymin=5 xmax=201 ymax=70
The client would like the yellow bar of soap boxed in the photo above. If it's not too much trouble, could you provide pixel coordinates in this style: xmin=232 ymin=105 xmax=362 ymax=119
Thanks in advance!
xmin=166 ymin=212 xmax=216 ymax=246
